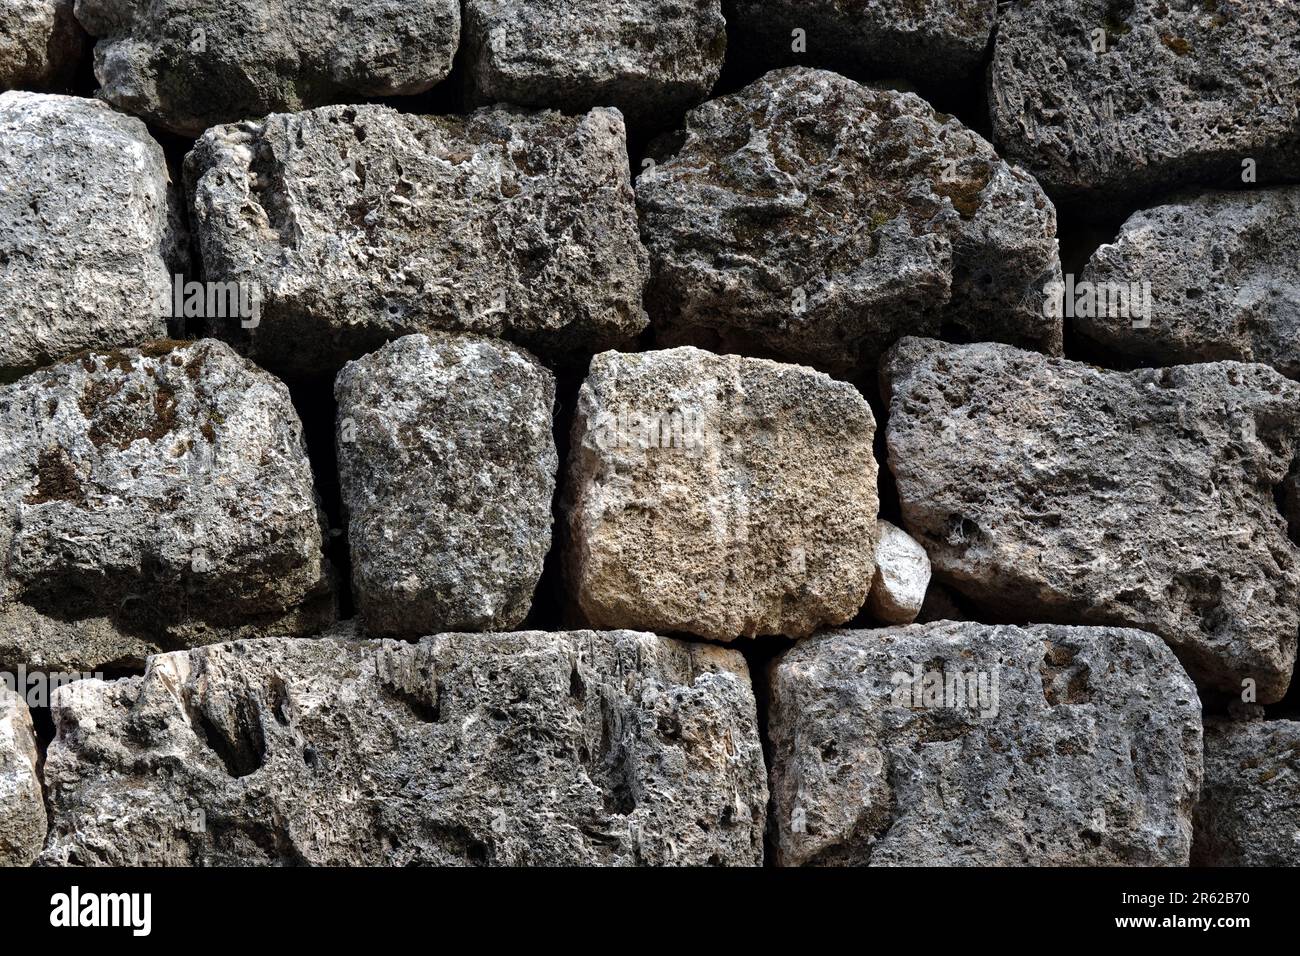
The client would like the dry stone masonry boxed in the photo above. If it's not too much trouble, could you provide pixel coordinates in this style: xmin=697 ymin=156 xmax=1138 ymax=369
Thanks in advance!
xmin=187 ymin=103 xmax=648 ymax=378
xmin=0 ymin=0 xmax=1295 ymax=870
xmin=637 ymin=68 xmax=1062 ymax=373
xmin=565 ymin=347 xmax=879 ymax=641
xmin=75 ymin=0 xmax=461 ymax=135
xmin=768 ymin=622 xmax=1203 ymax=866
xmin=40 ymin=632 xmax=767 ymax=865
xmin=335 ymin=333 xmax=557 ymax=637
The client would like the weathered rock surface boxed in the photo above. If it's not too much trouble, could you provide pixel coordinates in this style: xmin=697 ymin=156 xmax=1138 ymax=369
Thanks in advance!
xmin=40 ymin=632 xmax=767 ymax=865
xmin=868 ymin=519 xmax=930 ymax=625
xmin=768 ymin=622 xmax=1203 ymax=866
xmin=636 ymin=67 xmax=1062 ymax=374
xmin=0 ymin=92 xmax=177 ymax=378
xmin=883 ymin=337 xmax=1300 ymax=703
xmin=729 ymin=0 xmax=996 ymax=87
xmin=187 ymin=104 xmax=648 ymax=378
xmin=75 ymin=0 xmax=460 ymax=136
xmin=1193 ymin=719 xmax=1300 ymax=866
xmin=0 ymin=339 xmax=333 ymax=672
xmin=565 ymin=346 xmax=878 ymax=640
xmin=991 ymin=0 xmax=1300 ymax=211
xmin=0 ymin=687 xmax=45 ymax=866
xmin=0 ymin=0 xmax=84 ymax=90
xmin=462 ymin=0 xmax=725 ymax=124
xmin=335 ymin=333 xmax=557 ymax=636
xmin=1078 ymin=188 xmax=1300 ymax=378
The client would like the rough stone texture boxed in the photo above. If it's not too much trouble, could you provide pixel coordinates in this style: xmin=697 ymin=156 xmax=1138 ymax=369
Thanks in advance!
xmin=867 ymin=519 xmax=930 ymax=625
xmin=637 ymin=68 xmax=1062 ymax=374
xmin=1193 ymin=719 xmax=1300 ymax=866
xmin=1078 ymin=188 xmax=1300 ymax=378
xmin=0 ymin=92 xmax=178 ymax=378
xmin=883 ymin=337 xmax=1300 ymax=703
xmin=768 ymin=622 xmax=1203 ymax=866
xmin=335 ymin=333 xmax=558 ymax=637
xmin=729 ymin=0 xmax=996 ymax=87
xmin=463 ymin=0 xmax=726 ymax=125
xmin=0 ymin=339 xmax=333 ymax=672
xmin=187 ymin=103 xmax=649 ymax=378
xmin=565 ymin=346 xmax=878 ymax=641
xmin=0 ymin=687 xmax=45 ymax=866
xmin=0 ymin=0 xmax=85 ymax=91
xmin=75 ymin=0 xmax=460 ymax=136
xmin=40 ymin=632 xmax=768 ymax=866
xmin=991 ymin=0 xmax=1300 ymax=212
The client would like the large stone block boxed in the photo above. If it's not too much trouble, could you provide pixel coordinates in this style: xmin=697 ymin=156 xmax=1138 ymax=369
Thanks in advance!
xmin=883 ymin=337 xmax=1300 ymax=703
xmin=565 ymin=346 xmax=878 ymax=640
xmin=187 ymin=104 xmax=649 ymax=378
xmin=335 ymin=333 xmax=557 ymax=636
xmin=768 ymin=622 xmax=1203 ymax=865
xmin=41 ymin=632 xmax=768 ymax=865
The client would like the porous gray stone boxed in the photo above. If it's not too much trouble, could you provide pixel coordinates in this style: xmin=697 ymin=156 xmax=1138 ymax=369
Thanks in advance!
xmin=0 ymin=92 xmax=177 ymax=378
xmin=0 ymin=686 xmax=45 ymax=866
xmin=768 ymin=622 xmax=1203 ymax=866
xmin=0 ymin=0 xmax=85 ymax=90
xmin=1193 ymin=719 xmax=1300 ymax=866
xmin=637 ymin=68 xmax=1062 ymax=373
xmin=867 ymin=519 xmax=930 ymax=625
xmin=729 ymin=0 xmax=996 ymax=87
xmin=462 ymin=0 xmax=726 ymax=124
xmin=565 ymin=346 xmax=878 ymax=641
xmin=75 ymin=0 xmax=460 ymax=136
xmin=991 ymin=0 xmax=1300 ymax=211
xmin=883 ymin=337 xmax=1300 ymax=703
xmin=335 ymin=333 xmax=558 ymax=637
xmin=187 ymin=103 xmax=649 ymax=378
xmin=1078 ymin=188 xmax=1300 ymax=378
xmin=40 ymin=631 xmax=768 ymax=866
xmin=0 ymin=338 xmax=333 ymax=672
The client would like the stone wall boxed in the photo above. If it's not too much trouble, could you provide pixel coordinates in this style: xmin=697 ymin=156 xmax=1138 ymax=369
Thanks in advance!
xmin=1 ymin=0 xmax=1298 ymax=866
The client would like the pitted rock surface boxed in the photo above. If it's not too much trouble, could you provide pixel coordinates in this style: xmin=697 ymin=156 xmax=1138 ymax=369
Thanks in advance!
xmin=0 ymin=0 xmax=85 ymax=91
xmin=0 ymin=339 xmax=333 ymax=672
xmin=991 ymin=0 xmax=1300 ymax=211
xmin=565 ymin=346 xmax=878 ymax=641
xmin=729 ymin=0 xmax=996 ymax=87
xmin=1078 ymin=188 xmax=1300 ymax=378
xmin=187 ymin=103 xmax=649 ymax=378
xmin=636 ymin=67 xmax=1062 ymax=373
xmin=463 ymin=0 xmax=726 ymax=124
xmin=40 ymin=632 xmax=768 ymax=866
xmin=1193 ymin=718 xmax=1300 ymax=866
xmin=75 ymin=0 xmax=460 ymax=135
xmin=0 ymin=92 xmax=178 ymax=378
xmin=335 ymin=333 xmax=557 ymax=637
xmin=0 ymin=687 xmax=45 ymax=866
xmin=768 ymin=622 xmax=1203 ymax=866
xmin=883 ymin=336 xmax=1300 ymax=703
